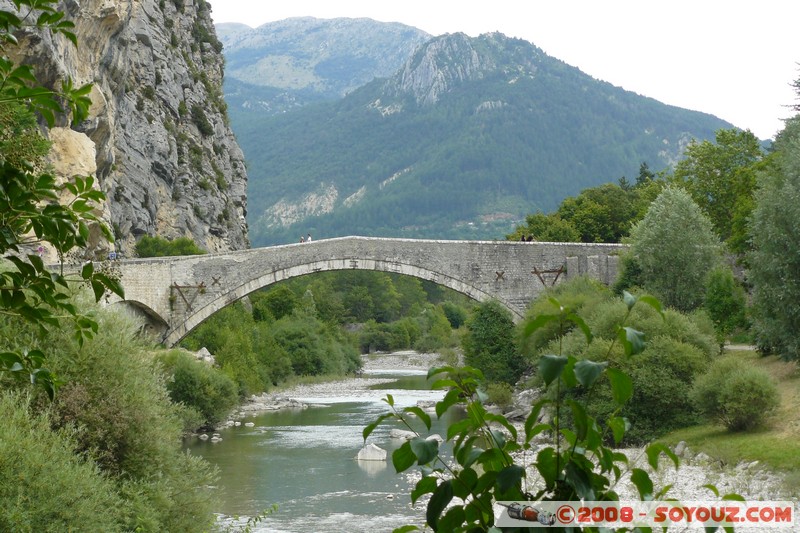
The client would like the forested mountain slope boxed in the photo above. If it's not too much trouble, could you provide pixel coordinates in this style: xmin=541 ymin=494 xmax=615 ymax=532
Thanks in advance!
xmin=228 ymin=29 xmax=732 ymax=245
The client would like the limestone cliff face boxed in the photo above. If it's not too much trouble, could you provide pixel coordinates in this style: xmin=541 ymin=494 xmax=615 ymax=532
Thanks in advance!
xmin=385 ymin=32 xmax=540 ymax=107
xmin=7 ymin=0 xmax=249 ymax=254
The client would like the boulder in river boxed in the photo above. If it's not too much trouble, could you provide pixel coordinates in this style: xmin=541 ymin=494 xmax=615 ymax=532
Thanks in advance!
xmin=356 ymin=443 xmax=387 ymax=461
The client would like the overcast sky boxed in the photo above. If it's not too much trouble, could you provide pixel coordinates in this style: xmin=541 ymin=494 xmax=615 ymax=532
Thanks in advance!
xmin=207 ymin=0 xmax=799 ymax=140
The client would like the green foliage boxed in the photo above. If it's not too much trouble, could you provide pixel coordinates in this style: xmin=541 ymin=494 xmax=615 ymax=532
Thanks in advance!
xmin=462 ymin=300 xmax=525 ymax=384
xmin=238 ymin=33 xmax=730 ymax=245
xmin=135 ymin=235 xmax=206 ymax=257
xmin=672 ymin=128 xmax=764 ymax=252
xmin=441 ymin=300 xmax=468 ymax=329
xmin=155 ymin=350 xmax=238 ymax=428
xmin=0 ymin=1 xmax=126 ymax=395
xmin=413 ymin=304 xmax=457 ymax=353
xmin=509 ymin=170 xmax=665 ymax=244
xmin=0 ymin=298 xmax=219 ymax=531
xmin=485 ymin=381 xmax=514 ymax=410
xmin=364 ymin=292 xmax=732 ymax=532
xmin=704 ymin=265 xmax=747 ymax=348
xmin=748 ymin=112 xmax=800 ymax=360
xmin=0 ymin=101 xmax=51 ymax=169
xmin=524 ymin=277 xmax=716 ymax=443
xmin=692 ymin=357 xmax=780 ymax=431
xmin=629 ymin=186 xmax=721 ymax=311
xmin=191 ymin=103 xmax=214 ymax=136
xmin=0 ymin=392 xmax=125 ymax=532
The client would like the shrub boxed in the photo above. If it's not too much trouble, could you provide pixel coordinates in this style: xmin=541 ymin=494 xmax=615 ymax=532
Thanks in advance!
xmin=191 ymin=104 xmax=214 ymax=136
xmin=135 ymin=235 xmax=205 ymax=257
xmin=156 ymin=350 xmax=238 ymax=428
xmin=0 ymin=297 xmax=219 ymax=531
xmin=485 ymin=381 xmax=514 ymax=410
xmin=0 ymin=392 xmax=124 ymax=532
xmin=692 ymin=357 xmax=780 ymax=431
xmin=462 ymin=300 xmax=525 ymax=384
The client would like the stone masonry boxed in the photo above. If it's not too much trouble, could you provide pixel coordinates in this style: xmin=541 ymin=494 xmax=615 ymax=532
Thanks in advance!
xmin=106 ymin=236 xmax=626 ymax=346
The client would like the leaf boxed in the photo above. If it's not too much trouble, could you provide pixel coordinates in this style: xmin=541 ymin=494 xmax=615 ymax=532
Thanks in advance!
xmin=645 ymin=442 xmax=680 ymax=470
xmin=535 ymin=447 xmax=559 ymax=489
xmin=524 ymin=398 xmax=551 ymax=443
xmin=522 ymin=313 xmax=560 ymax=338
xmin=618 ymin=326 xmax=646 ymax=357
xmin=623 ymin=290 xmax=637 ymax=310
xmin=392 ymin=441 xmax=415 ymax=473
xmin=382 ymin=393 xmax=395 ymax=407
xmin=411 ymin=476 xmax=437 ymax=504
xmin=80 ymin=261 xmax=94 ymax=279
xmin=538 ymin=354 xmax=568 ymax=386
xmin=565 ymin=460 xmax=595 ymax=500
xmin=630 ymin=468 xmax=653 ymax=500
xmin=638 ymin=294 xmax=664 ymax=318
xmin=410 ymin=436 xmax=439 ymax=465
xmin=574 ymin=359 xmax=607 ymax=388
xmin=435 ymin=388 xmax=461 ymax=418
xmin=426 ymin=480 xmax=453 ymax=531
xmin=496 ymin=464 xmax=525 ymax=492
xmin=427 ymin=366 xmax=454 ymax=380
xmin=363 ymin=413 xmax=394 ymax=441
xmin=607 ymin=367 xmax=633 ymax=404
xmin=392 ymin=526 xmax=419 ymax=533
xmin=566 ymin=311 xmax=593 ymax=344
xmin=607 ymin=416 xmax=629 ymax=445
xmin=404 ymin=406 xmax=432 ymax=431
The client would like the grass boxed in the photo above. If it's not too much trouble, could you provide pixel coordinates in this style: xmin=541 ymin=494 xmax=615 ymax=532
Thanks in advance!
xmin=657 ymin=348 xmax=800 ymax=494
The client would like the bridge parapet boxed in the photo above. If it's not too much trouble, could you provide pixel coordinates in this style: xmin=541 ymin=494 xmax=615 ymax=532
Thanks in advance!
xmin=106 ymin=237 xmax=626 ymax=346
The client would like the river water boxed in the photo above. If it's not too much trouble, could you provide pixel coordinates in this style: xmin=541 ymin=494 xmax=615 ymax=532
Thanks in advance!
xmin=186 ymin=369 xmax=458 ymax=532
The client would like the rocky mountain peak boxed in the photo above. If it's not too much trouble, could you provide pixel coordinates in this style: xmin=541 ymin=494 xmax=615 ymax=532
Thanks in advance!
xmin=386 ymin=32 xmax=541 ymax=106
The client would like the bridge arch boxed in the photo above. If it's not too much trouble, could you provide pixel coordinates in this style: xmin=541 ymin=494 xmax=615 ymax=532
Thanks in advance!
xmin=162 ymin=257 xmax=519 ymax=347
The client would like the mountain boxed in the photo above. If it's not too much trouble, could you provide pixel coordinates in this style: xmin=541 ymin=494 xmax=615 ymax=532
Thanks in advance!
xmin=216 ymin=17 xmax=430 ymax=116
xmin=10 ymin=0 xmax=249 ymax=254
xmin=234 ymin=30 xmax=732 ymax=246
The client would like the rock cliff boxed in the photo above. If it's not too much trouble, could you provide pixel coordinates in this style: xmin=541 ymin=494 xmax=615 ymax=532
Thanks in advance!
xmin=6 ymin=0 xmax=249 ymax=254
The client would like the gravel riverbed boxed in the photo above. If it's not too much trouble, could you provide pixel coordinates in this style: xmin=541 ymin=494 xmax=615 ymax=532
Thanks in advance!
xmin=235 ymin=351 xmax=797 ymax=530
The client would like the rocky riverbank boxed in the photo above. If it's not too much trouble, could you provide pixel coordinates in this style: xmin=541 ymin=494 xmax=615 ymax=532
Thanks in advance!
xmin=224 ymin=351 xmax=796 ymax=523
xmin=235 ymin=351 xmax=442 ymax=414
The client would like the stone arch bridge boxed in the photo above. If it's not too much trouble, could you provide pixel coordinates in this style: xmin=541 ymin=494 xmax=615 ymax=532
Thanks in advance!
xmin=107 ymin=236 xmax=625 ymax=347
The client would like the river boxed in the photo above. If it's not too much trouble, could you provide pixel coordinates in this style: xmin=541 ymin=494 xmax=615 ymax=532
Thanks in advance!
xmin=186 ymin=359 xmax=458 ymax=532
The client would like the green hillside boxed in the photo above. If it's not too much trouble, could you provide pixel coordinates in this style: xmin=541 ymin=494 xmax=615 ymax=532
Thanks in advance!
xmin=231 ymin=32 xmax=732 ymax=246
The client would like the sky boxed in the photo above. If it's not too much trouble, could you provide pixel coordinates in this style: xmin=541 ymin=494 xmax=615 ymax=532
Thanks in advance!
xmin=207 ymin=0 xmax=799 ymax=140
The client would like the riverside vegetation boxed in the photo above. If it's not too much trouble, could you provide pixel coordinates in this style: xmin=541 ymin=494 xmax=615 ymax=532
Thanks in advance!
xmin=2 ymin=3 xmax=799 ymax=532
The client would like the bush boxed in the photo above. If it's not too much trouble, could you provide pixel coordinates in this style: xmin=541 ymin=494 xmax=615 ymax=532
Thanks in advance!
xmin=485 ymin=382 xmax=514 ymax=410
xmin=0 ymin=392 xmax=124 ymax=532
xmin=463 ymin=300 xmax=525 ymax=384
xmin=528 ymin=278 xmax=716 ymax=442
xmin=0 ymin=297 xmax=219 ymax=531
xmin=156 ymin=350 xmax=238 ymax=428
xmin=135 ymin=235 xmax=205 ymax=257
xmin=704 ymin=265 xmax=747 ymax=348
xmin=692 ymin=357 xmax=780 ymax=431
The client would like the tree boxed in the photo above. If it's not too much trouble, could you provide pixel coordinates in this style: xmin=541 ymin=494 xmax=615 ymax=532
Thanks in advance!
xmin=0 ymin=0 xmax=122 ymax=397
xmin=748 ymin=111 xmax=800 ymax=360
xmin=628 ymin=186 xmax=721 ymax=311
xmin=462 ymin=300 xmax=525 ymax=384
xmin=672 ymin=128 xmax=764 ymax=252
xmin=704 ymin=265 xmax=747 ymax=349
